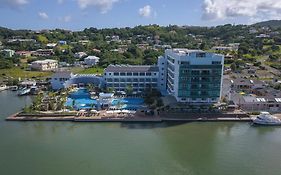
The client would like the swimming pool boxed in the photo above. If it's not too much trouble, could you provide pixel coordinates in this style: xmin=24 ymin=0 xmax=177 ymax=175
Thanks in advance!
xmin=65 ymin=88 xmax=98 ymax=110
xmin=111 ymin=98 xmax=144 ymax=110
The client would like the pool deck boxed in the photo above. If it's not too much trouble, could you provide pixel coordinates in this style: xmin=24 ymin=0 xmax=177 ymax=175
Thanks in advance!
xmin=6 ymin=111 xmax=252 ymax=122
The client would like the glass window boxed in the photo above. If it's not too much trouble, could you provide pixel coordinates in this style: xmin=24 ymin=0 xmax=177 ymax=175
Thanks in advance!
xmin=120 ymin=73 xmax=126 ymax=76
xmin=146 ymin=72 xmax=151 ymax=76
xmin=114 ymin=73 xmax=119 ymax=76
xmin=127 ymin=72 xmax=132 ymax=76
xmin=140 ymin=73 xmax=145 ymax=76
xmin=133 ymin=73 xmax=138 ymax=76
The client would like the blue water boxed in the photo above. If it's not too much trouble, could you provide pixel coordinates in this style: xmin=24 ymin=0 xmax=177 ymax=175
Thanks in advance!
xmin=65 ymin=88 xmax=98 ymax=110
xmin=111 ymin=98 xmax=144 ymax=110
xmin=66 ymin=89 xmax=145 ymax=110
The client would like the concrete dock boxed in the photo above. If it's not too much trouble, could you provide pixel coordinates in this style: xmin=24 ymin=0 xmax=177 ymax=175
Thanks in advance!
xmin=6 ymin=112 xmax=252 ymax=122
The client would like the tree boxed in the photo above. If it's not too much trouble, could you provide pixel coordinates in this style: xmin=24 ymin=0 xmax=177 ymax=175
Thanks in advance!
xmin=125 ymin=85 xmax=133 ymax=95
xmin=230 ymin=63 xmax=237 ymax=71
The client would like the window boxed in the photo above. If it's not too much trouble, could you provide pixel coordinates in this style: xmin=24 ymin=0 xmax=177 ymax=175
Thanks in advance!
xmin=146 ymin=72 xmax=151 ymax=76
xmin=133 ymin=73 xmax=138 ymax=76
xmin=212 ymin=61 xmax=221 ymax=65
xmin=140 ymin=73 xmax=145 ymax=76
xmin=127 ymin=72 xmax=132 ymax=76
xmin=114 ymin=73 xmax=119 ymax=76
xmin=120 ymin=73 xmax=126 ymax=76
xmin=196 ymin=53 xmax=206 ymax=57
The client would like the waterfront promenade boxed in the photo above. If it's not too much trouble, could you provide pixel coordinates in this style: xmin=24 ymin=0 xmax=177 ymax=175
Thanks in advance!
xmin=6 ymin=111 xmax=252 ymax=122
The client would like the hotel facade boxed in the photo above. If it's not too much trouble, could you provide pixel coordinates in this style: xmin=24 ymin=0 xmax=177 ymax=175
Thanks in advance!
xmin=158 ymin=49 xmax=224 ymax=103
xmin=53 ymin=49 xmax=224 ymax=104
xmin=103 ymin=65 xmax=159 ymax=92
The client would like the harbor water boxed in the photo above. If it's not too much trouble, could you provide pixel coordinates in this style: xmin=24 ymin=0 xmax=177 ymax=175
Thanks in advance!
xmin=1 ymin=90 xmax=281 ymax=175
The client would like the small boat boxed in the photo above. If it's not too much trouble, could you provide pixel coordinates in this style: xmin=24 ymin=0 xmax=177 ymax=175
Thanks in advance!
xmin=0 ymin=84 xmax=7 ymax=91
xmin=18 ymin=88 xmax=31 ymax=96
xmin=252 ymin=112 xmax=281 ymax=126
xmin=9 ymin=86 xmax=18 ymax=91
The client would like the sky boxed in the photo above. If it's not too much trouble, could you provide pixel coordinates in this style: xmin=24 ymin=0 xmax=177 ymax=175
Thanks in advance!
xmin=0 ymin=0 xmax=281 ymax=30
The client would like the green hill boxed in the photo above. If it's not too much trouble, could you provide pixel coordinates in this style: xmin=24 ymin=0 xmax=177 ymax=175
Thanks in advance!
xmin=252 ymin=20 xmax=281 ymax=28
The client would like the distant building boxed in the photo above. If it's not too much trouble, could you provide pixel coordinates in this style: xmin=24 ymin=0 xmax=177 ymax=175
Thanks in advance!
xmin=47 ymin=43 xmax=57 ymax=48
xmin=1 ymin=49 xmax=15 ymax=58
xmin=31 ymin=59 xmax=58 ymax=71
xmin=7 ymin=39 xmax=36 ymax=43
xmin=212 ymin=46 xmax=233 ymax=51
xmin=158 ymin=49 xmax=224 ymax=103
xmin=15 ymin=51 xmax=32 ymax=57
xmin=84 ymin=56 xmax=100 ymax=66
xmin=58 ymin=40 xmax=67 ymax=45
xmin=32 ymin=49 xmax=54 ymax=57
xmin=74 ymin=52 xmax=87 ymax=59
xmin=256 ymin=34 xmax=270 ymax=38
xmin=231 ymin=78 xmax=265 ymax=92
xmin=233 ymin=94 xmax=281 ymax=112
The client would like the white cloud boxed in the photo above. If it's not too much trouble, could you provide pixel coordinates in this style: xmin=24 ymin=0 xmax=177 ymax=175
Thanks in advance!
xmin=57 ymin=0 xmax=64 ymax=4
xmin=0 ymin=0 xmax=28 ymax=8
xmin=139 ymin=5 xmax=153 ymax=18
xmin=202 ymin=0 xmax=281 ymax=22
xmin=59 ymin=15 xmax=72 ymax=22
xmin=76 ymin=0 xmax=119 ymax=14
xmin=38 ymin=12 xmax=49 ymax=20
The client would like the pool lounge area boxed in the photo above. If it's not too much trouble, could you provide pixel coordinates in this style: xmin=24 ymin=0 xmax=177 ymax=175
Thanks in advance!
xmin=65 ymin=88 xmax=145 ymax=111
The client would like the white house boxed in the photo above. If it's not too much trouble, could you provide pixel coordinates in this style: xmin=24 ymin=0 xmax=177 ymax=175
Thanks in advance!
xmin=84 ymin=56 xmax=100 ymax=66
xmin=50 ymin=71 xmax=73 ymax=90
xmin=31 ymin=59 xmax=58 ymax=71
xmin=74 ymin=52 xmax=87 ymax=59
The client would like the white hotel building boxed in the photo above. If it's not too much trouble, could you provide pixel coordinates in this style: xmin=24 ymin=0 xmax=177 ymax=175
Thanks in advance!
xmin=103 ymin=65 xmax=159 ymax=92
xmin=158 ymin=49 xmax=224 ymax=103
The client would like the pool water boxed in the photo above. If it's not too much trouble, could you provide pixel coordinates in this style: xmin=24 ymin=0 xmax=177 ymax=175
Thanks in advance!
xmin=111 ymin=98 xmax=144 ymax=110
xmin=65 ymin=89 xmax=98 ymax=110
xmin=65 ymin=89 xmax=145 ymax=110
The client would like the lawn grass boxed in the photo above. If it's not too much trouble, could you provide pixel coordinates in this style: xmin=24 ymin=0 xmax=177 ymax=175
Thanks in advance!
xmin=0 ymin=67 xmax=53 ymax=79
xmin=77 ymin=67 xmax=104 ymax=75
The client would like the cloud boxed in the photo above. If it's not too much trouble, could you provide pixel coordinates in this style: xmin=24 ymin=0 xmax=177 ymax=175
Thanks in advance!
xmin=38 ymin=12 xmax=49 ymax=20
xmin=59 ymin=15 xmax=72 ymax=22
xmin=76 ymin=0 xmax=119 ymax=14
xmin=57 ymin=0 xmax=64 ymax=4
xmin=0 ymin=0 xmax=28 ymax=8
xmin=202 ymin=0 xmax=281 ymax=22
xmin=139 ymin=5 xmax=153 ymax=18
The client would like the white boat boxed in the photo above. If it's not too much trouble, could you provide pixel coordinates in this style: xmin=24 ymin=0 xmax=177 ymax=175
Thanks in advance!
xmin=0 ymin=84 xmax=7 ymax=91
xmin=252 ymin=112 xmax=281 ymax=125
xmin=9 ymin=86 xmax=18 ymax=91
xmin=17 ymin=87 xmax=31 ymax=96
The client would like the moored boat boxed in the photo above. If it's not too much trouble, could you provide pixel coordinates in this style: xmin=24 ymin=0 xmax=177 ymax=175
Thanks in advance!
xmin=252 ymin=112 xmax=281 ymax=125
xmin=9 ymin=86 xmax=18 ymax=91
xmin=0 ymin=84 xmax=8 ymax=91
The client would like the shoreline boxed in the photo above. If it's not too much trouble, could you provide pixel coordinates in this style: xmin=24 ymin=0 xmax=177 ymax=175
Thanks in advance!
xmin=5 ymin=112 xmax=252 ymax=122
